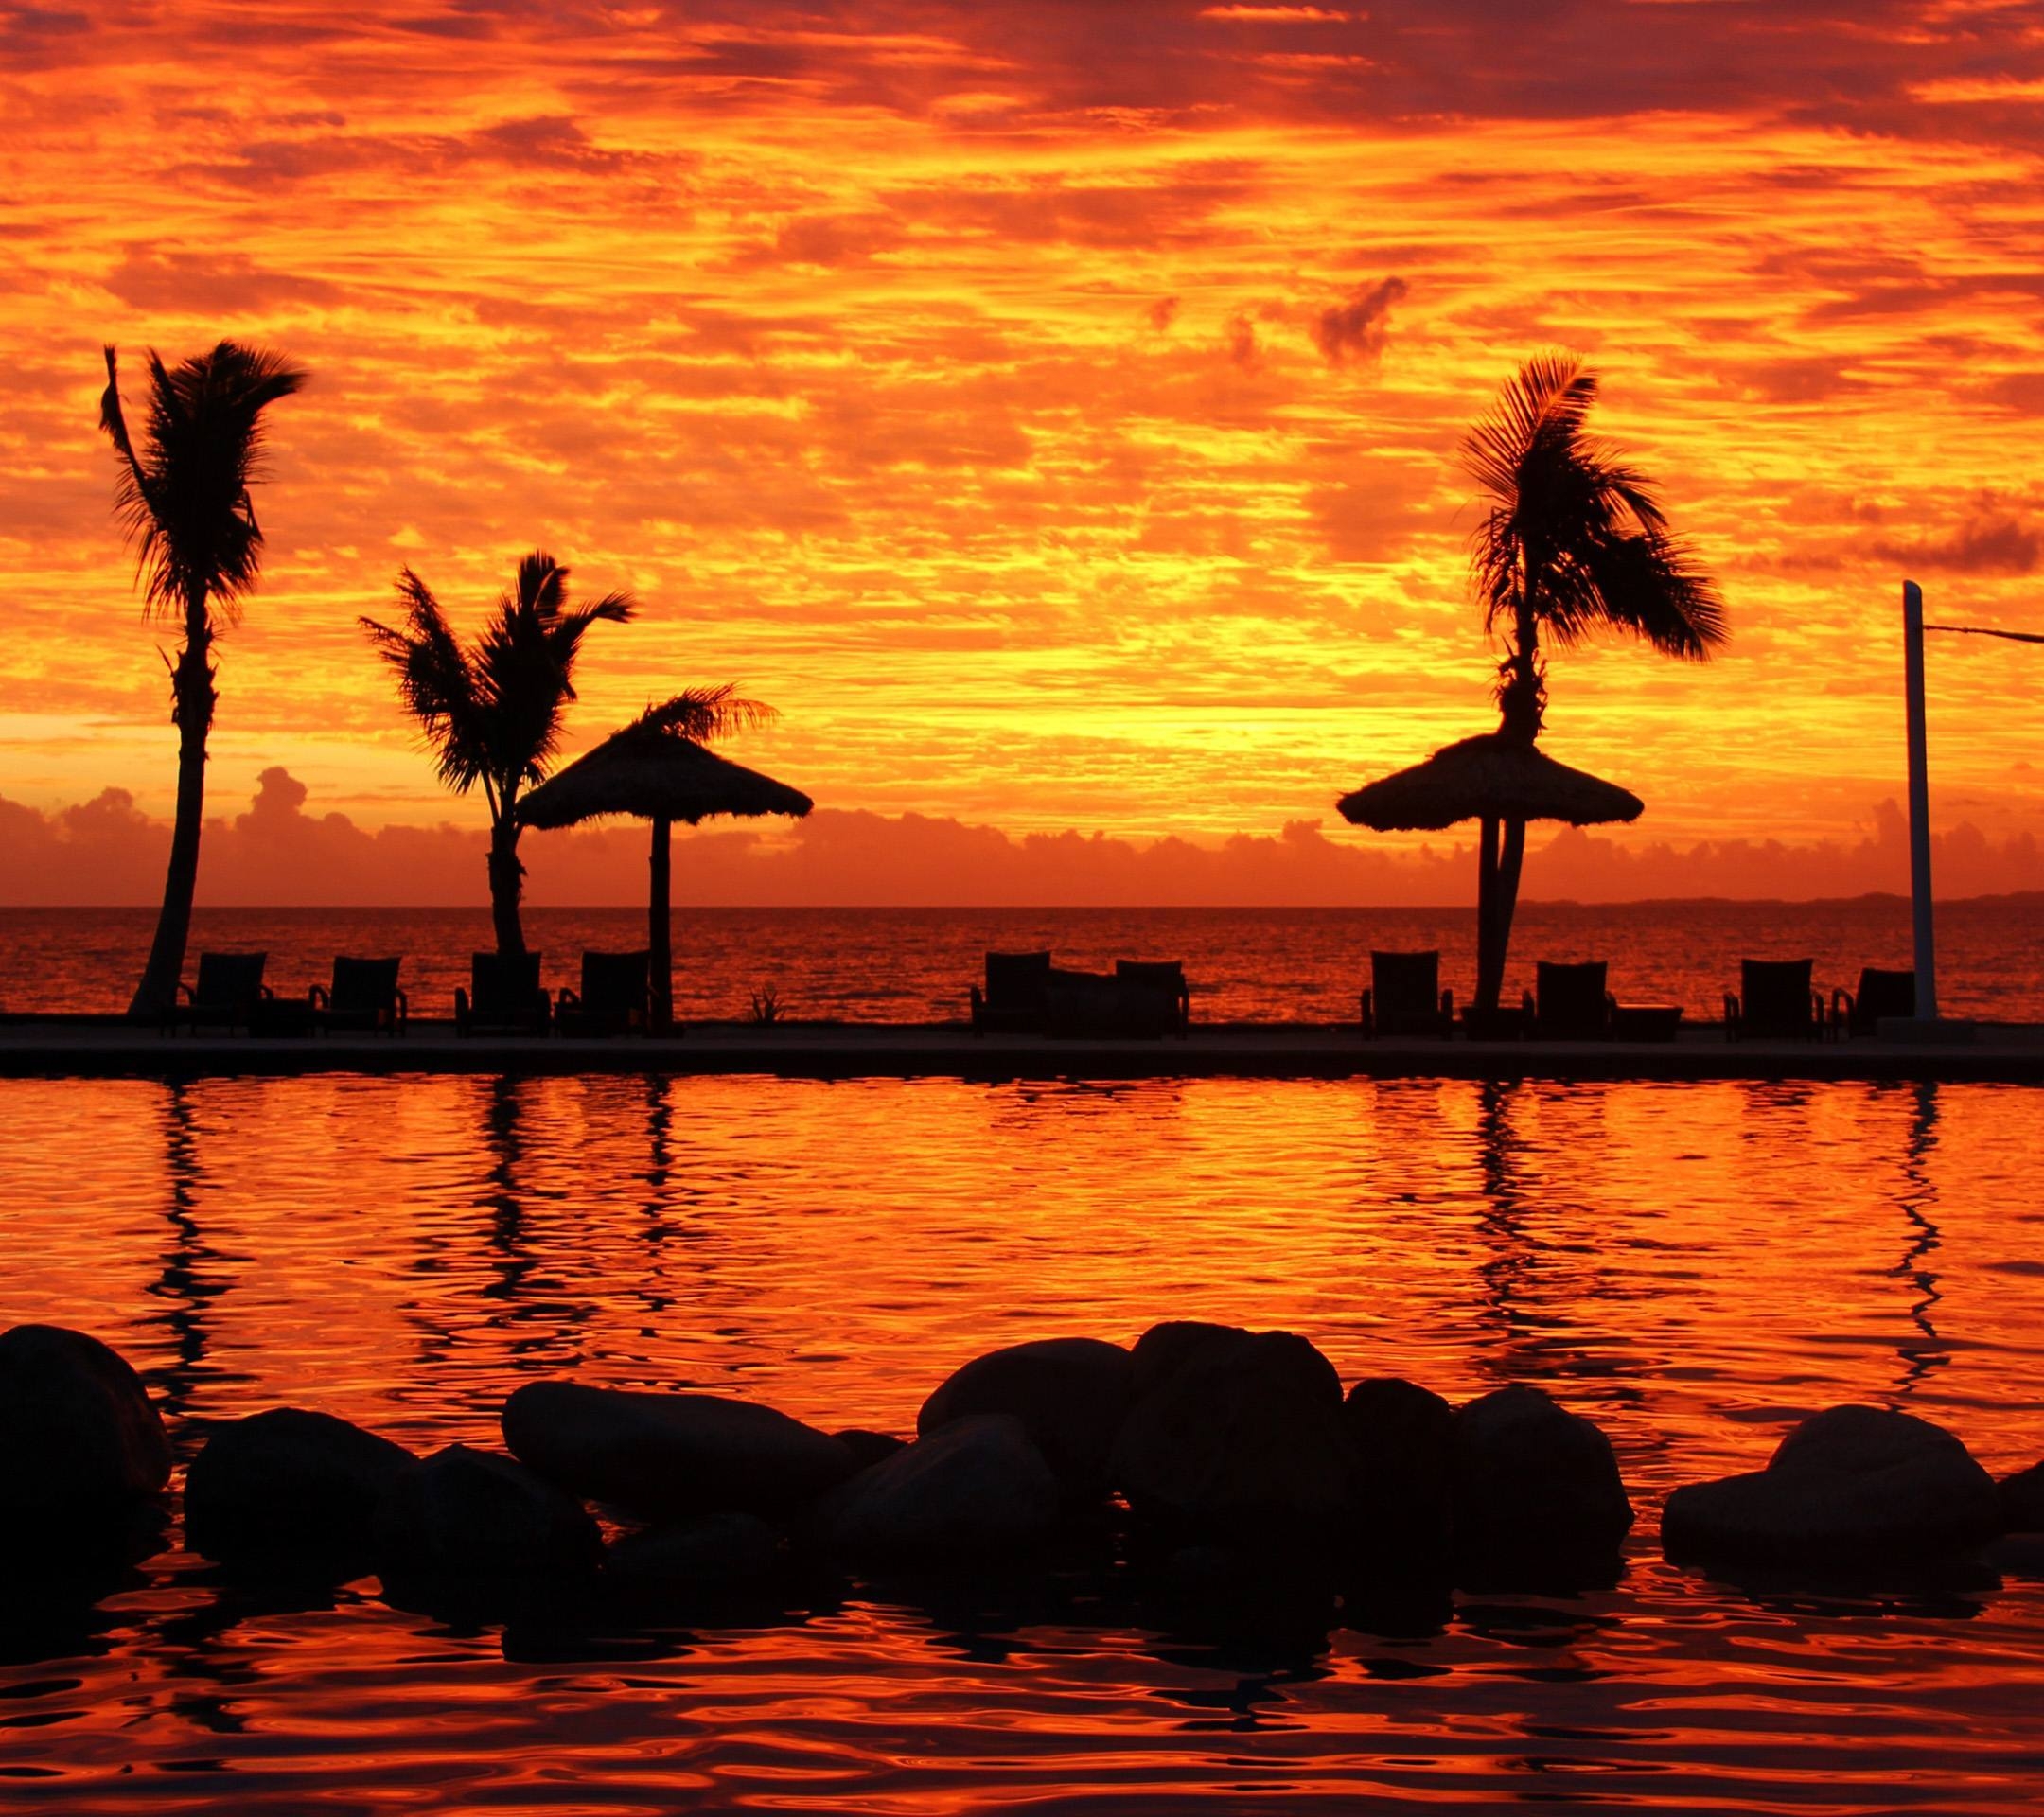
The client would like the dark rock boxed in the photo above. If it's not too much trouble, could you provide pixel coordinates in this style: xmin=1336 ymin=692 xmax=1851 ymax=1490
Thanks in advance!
xmin=1129 ymin=1321 xmax=1258 ymax=1402
xmin=918 ymin=1337 xmax=1133 ymax=1496
xmin=0 ymin=1324 xmax=170 ymax=1524
xmin=502 ymin=1382 xmax=855 ymax=1520
xmin=1346 ymin=1377 xmax=1455 ymax=1552
xmin=817 ymin=1414 xmax=1060 ymax=1557
xmin=1999 ymin=1459 xmax=2044 ymax=1533
xmin=373 ymin=1444 xmax=603 ymax=1581
xmin=1984 ymin=1531 xmax=2044 ymax=1579
xmin=1452 ymin=1386 xmax=1632 ymax=1581
xmin=186 ymin=1407 xmax=416 ymax=1570
xmin=1133 ymin=1539 xmax=1345 ymax=1652
xmin=1664 ymin=1404 xmax=2001 ymax=1568
xmin=834 ymin=1429 xmax=906 ymax=1472
xmin=1110 ymin=1329 xmax=1355 ymax=1538
xmin=606 ymin=1511 xmax=781 ymax=1590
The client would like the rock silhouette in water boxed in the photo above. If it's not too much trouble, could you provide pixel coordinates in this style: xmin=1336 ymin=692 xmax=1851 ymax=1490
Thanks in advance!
xmin=1664 ymin=1404 xmax=2002 ymax=1568
xmin=1127 ymin=1320 xmax=1263 ymax=1402
xmin=834 ymin=1428 xmax=907 ymax=1471
xmin=918 ymin=1336 xmax=1133 ymax=1497
xmin=1451 ymin=1385 xmax=1633 ymax=1584
xmin=817 ymin=1414 xmax=1060 ymax=1557
xmin=0 ymin=1324 xmax=171 ymax=1525
xmin=606 ymin=1510 xmax=782 ymax=1591
xmin=502 ymin=1381 xmax=856 ymax=1520
xmin=374 ymin=1444 xmax=604 ymax=1583
xmin=1345 ymin=1376 xmax=1455 ymax=1558
xmin=185 ymin=1406 xmax=416 ymax=1570
xmin=1110 ymin=1325 xmax=1357 ymax=1539
xmin=2000 ymin=1458 xmax=2044 ymax=1533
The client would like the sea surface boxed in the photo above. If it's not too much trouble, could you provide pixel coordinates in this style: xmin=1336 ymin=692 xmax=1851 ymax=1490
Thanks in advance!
xmin=4 ymin=897 xmax=2042 ymax=1021
xmin=4 ymin=1070 xmax=2044 ymax=1811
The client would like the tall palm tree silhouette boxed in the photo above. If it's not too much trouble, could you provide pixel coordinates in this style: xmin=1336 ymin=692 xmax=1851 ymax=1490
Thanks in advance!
xmin=1461 ymin=355 xmax=1726 ymax=1007
xmin=98 ymin=342 xmax=308 ymax=1017
xmin=360 ymin=552 xmax=634 ymax=953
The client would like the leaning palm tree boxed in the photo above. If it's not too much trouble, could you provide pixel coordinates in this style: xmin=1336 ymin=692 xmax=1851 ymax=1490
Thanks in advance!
xmin=1460 ymin=354 xmax=1727 ymax=1009
xmin=360 ymin=553 xmax=634 ymax=953
xmin=99 ymin=340 xmax=308 ymax=1017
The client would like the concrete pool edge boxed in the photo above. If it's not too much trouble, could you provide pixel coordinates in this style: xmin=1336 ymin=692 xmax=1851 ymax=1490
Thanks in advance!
xmin=4 ymin=1017 xmax=2044 ymax=1083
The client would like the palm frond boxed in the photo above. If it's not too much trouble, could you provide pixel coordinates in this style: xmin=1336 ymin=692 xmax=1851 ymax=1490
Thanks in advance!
xmin=359 ymin=569 xmax=493 ymax=793
xmin=99 ymin=340 xmax=308 ymax=629
xmin=480 ymin=556 xmax=636 ymax=786
xmin=625 ymin=685 xmax=779 ymax=747
xmin=1458 ymin=352 xmax=1596 ymax=505
xmin=512 ymin=550 xmax=568 ymax=623
xmin=1458 ymin=353 xmax=1726 ymax=682
xmin=1578 ymin=533 xmax=1728 ymax=657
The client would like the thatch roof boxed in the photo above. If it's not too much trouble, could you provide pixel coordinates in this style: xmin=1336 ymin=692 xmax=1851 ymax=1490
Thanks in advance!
xmin=1338 ymin=732 xmax=1642 ymax=833
xmin=519 ymin=723 xmax=813 ymax=830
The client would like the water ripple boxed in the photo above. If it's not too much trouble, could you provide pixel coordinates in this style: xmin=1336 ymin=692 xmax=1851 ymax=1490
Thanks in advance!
xmin=3 ymin=1073 xmax=2043 ymax=1811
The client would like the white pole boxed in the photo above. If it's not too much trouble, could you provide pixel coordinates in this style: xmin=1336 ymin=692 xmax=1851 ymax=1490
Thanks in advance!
xmin=1903 ymin=579 xmax=1938 ymax=1020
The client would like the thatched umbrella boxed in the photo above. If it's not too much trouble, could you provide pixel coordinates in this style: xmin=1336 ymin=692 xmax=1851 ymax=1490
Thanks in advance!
xmin=520 ymin=698 xmax=812 ymax=1030
xmin=1339 ymin=732 xmax=1642 ymax=1018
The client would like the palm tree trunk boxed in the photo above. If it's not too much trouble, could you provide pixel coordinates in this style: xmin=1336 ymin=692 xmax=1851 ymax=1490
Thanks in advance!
xmin=128 ymin=615 xmax=215 ymax=1018
xmin=1499 ymin=594 xmax=1544 ymax=746
xmin=649 ymin=814 xmax=672 ymax=1032
xmin=486 ymin=817 xmax=526 ymax=955
xmin=1475 ymin=815 xmax=1501 ymax=1014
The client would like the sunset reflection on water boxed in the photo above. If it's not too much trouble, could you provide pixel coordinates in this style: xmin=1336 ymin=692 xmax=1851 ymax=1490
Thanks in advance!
xmin=5 ymin=1072 xmax=2044 ymax=1810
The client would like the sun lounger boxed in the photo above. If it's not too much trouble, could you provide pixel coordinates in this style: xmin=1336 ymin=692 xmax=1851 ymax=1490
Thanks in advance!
xmin=971 ymin=951 xmax=1189 ymax=1038
xmin=454 ymin=951 xmax=551 ymax=1036
xmin=971 ymin=950 xmax=1053 ymax=1033
xmin=1611 ymin=1004 xmax=1683 ymax=1042
xmin=1724 ymin=958 xmax=1824 ymax=1041
xmin=163 ymin=951 xmax=271 ymax=1035
xmin=1116 ymin=960 xmax=1190 ymax=1037
xmin=1832 ymin=966 xmax=1915 ymax=1038
xmin=1362 ymin=949 xmax=1453 ymax=1037
xmin=1525 ymin=960 xmax=1614 ymax=1040
xmin=308 ymin=956 xmax=407 ymax=1036
xmin=1044 ymin=966 xmax=1120 ymax=1037
xmin=556 ymin=949 xmax=654 ymax=1037
xmin=1039 ymin=961 xmax=1189 ymax=1039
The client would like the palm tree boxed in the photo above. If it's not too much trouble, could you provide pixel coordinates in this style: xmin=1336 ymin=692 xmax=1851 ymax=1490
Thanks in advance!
xmin=360 ymin=553 xmax=634 ymax=953
xmin=98 ymin=341 xmax=308 ymax=1017
xmin=1460 ymin=354 xmax=1727 ymax=1010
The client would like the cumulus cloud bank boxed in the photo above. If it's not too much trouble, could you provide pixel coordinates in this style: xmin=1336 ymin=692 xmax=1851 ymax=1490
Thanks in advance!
xmin=3 ymin=768 xmax=2037 ymax=908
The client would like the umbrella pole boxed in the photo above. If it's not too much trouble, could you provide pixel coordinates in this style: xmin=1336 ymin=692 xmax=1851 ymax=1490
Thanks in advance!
xmin=650 ymin=814 xmax=673 ymax=1032
xmin=1495 ymin=816 xmax=1526 ymax=1009
xmin=1475 ymin=816 xmax=1499 ymax=1014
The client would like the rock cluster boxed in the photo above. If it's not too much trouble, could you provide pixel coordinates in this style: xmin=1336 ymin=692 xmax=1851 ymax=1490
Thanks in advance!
xmin=10 ymin=1320 xmax=2030 ymax=1615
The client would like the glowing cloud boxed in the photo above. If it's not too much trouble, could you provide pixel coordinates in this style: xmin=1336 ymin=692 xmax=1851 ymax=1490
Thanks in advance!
xmin=0 ymin=0 xmax=2039 ymax=898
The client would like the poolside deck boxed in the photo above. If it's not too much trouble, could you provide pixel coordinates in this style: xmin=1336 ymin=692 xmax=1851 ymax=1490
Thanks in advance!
xmin=2 ymin=1016 xmax=2040 ymax=1083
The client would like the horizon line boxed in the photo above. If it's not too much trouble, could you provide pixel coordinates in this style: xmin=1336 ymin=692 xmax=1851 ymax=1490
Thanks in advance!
xmin=5 ymin=891 xmax=2041 ymax=914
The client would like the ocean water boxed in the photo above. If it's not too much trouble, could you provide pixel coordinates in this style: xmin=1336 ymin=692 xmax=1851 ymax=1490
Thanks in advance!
xmin=3 ymin=897 xmax=2041 ymax=1021
xmin=3 ymin=1070 xmax=2044 ymax=1811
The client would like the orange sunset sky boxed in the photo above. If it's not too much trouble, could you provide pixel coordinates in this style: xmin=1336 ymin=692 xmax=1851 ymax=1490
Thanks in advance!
xmin=3 ymin=0 xmax=2042 ymax=905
